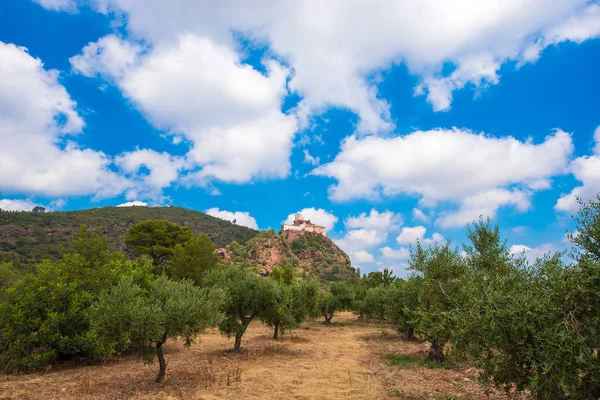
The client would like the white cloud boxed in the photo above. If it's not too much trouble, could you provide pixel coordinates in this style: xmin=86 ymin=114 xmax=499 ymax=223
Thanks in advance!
xmin=335 ymin=209 xmax=403 ymax=266
xmin=415 ymin=3 xmax=600 ymax=110
xmin=380 ymin=246 xmax=410 ymax=260
xmin=396 ymin=226 xmax=443 ymax=245
xmin=556 ymin=126 xmax=600 ymax=213
xmin=70 ymin=35 xmax=142 ymax=80
xmin=115 ymin=149 xmax=186 ymax=200
xmin=84 ymin=0 xmax=597 ymax=128
xmin=0 ymin=199 xmax=40 ymax=212
xmin=338 ymin=209 xmax=402 ymax=252
xmin=0 ymin=41 xmax=129 ymax=198
xmin=520 ymin=4 xmax=600 ymax=65
xmin=283 ymin=208 xmax=338 ymax=231
xmin=396 ymin=226 xmax=426 ymax=245
xmin=33 ymin=0 xmax=77 ymax=12
xmin=303 ymin=150 xmax=320 ymax=166
xmin=437 ymin=188 xmax=531 ymax=228
xmin=117 ymin=201 xmax=148 ymax=207
xmin=353 ymin=249 xmax=375 ymax=264
xmin=345 ymin=209 xmax=402 ymax=232
xmin=314 ymin=128 xmax=573 ymax=226
xmin=412 ymin=208 xmax=430 ymax=223
xmin=338 ymin=229 xmax=385 ymax=250
xmin=416 ymin=53 xmax=500 ymax=111
xmin=71 ymin=34 xmax=297 ymax=186
xmin=509 ymin=243 xmax=558 ymax=264
xmin=49 ymin=199 xmax=67 ymax=210
xmin=205 ymin=208 xmax=259 ymax=230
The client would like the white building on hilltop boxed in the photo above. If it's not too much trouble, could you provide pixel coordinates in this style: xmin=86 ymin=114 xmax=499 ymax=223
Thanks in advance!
xmin=281 ymin=213 xmax=326 ymax=237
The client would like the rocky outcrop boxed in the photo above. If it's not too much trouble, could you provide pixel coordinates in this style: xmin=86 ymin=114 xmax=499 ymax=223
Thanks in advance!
xmin=224 ymin=229 xmax=357 ymax=282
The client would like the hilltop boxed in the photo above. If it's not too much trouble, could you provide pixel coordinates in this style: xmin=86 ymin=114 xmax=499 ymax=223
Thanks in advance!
xmin=224 ymin=229 xmax=357 ymax=282
xmin=0 ymin=206 xmax=258 ymax=268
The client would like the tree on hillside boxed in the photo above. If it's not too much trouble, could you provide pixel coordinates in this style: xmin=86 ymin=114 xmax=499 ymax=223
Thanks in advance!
xmin=0 ymin=262 xmax=17 ymax=291
xmin=409 ymin=241 xmax=465 ymax=362
xmin=269 ymin=264 xmax=295 ymax=285
xmin=169 ymin=233 xmax=220 ymax=283
xmin=202 ymin=264 xmax=275 ymax=352
xmin=125 ymin=220 xmax=193 ymax=269
xmin=225 ymin=241 xmax=248 ymax=263
xmin=317 ymin=281 xmax=355 ymax=324
xmin=90 ymin=276 xmax=226 ymax=382
xmin=69 ymin=225 xmax=113 ymax=266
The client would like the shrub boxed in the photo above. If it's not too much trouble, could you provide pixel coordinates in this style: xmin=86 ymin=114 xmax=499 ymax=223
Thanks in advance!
xmin=0 ymin=227 xmax=153 ymax=372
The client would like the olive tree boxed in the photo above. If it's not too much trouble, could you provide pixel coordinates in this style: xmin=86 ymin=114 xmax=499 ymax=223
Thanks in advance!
xmin=385 ymin=276 xmax=423 ymax=340
xmin=202 ymin=264 xmax=275 ymax=352
xmin=359 ymin=285 xmax=390 ymax=320
xmin=262 ymin=272 xmax=319 ymax=339
xmin=90 ymin=275 xmax=226 ymax=382
xmin=409 ymin=241 xmax=465 ymax=362
xmin=452 ymin=215 xmax=600 ymax=399
xmin=317 ymin=281 xmax=354 ymax=324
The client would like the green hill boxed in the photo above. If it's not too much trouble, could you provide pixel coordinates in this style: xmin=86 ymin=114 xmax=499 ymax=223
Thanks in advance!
xmin=0 ymin=206 xmax=258 ymax=269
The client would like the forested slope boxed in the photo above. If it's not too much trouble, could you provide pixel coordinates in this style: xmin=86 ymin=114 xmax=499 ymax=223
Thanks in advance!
xmin=0 ymin=206 xmax=258 ymax=268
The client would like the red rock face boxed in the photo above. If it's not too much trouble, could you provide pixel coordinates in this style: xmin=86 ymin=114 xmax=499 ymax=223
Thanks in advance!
xmin=221 ymin=230 xmax=354 ymax=281
xmin=216 ymin=248 xmax=231 ymax=263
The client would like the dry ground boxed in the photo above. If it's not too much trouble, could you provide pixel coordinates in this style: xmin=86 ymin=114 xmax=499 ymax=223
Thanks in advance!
xmin=0 ymin=313 xmax=516 ymax=400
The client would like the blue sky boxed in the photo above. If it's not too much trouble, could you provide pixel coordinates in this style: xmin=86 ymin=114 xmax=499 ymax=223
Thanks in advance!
xmin=1 ymin=0 xmax=600 ymax=275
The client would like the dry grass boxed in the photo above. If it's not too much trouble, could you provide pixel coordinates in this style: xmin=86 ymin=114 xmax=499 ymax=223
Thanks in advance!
xmin=0 ymin=314 xmax=520 ymax=400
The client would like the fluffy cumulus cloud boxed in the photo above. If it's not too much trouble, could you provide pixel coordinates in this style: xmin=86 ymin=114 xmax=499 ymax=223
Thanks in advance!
xmin=396 ymin=226 xmax=444 ymax=245
xmin=19 ymin=0 xmax=600 ymax=226
xmin=335 ymin=209 xmax=402 ymax=266
xmin=380 ymin=246 xmax=410 ymax=260
xmin=116 ymin=201 xmax=148 ymax=207
xmin=114 ymin=149 xmax=186 ymax=200
xmin=0 ymin=41 xmax=129 ymax=198
xmin=205 ymin=208 xmax=259 ymax=230
xmin=353 ymin=250 xmax=376 ymax=264
xmin=59 ymin=0 xmax=598 ymax=130
xmin=556 ymin=126 xmax=600 ymax=213
xmin=315 ymin=128 xmax=573 ymax=226
xmin=437 ymin=188 xmax=531 ymax=228
xmin=509 ymin=243 xmax=557 ymax=264
xmin=0 ymin=199 xmax=40 ymax=211
xmin=283 ymin=208 xmax=338 ymax=232
xmin=71 ymin=34 xmax=297 ymax=186
xmin=345 ymin=209 xmax=402 ymax=231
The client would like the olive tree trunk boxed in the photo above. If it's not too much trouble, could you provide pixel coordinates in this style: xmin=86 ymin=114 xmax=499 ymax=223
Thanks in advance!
xmin=323 ymin=313 xmax=334 ymax=325
xmin=401 ymin=326 xmax=414 ymax=340
xmin=273 ymin=320 xmax=280 ymax=340
xmin=155 ymin=332 xmax=168 ymax=383
xmin=536 ymin=367 xmax=567 ymax=400
xmin=232 ymin=315 xmax=254 ymax=352
xmin=427 ymin=338 xmax=445 ymax=362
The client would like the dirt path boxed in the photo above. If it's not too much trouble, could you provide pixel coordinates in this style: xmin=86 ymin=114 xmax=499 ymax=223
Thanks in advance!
xmin=0 ymin=313 xmax=512 ymax=399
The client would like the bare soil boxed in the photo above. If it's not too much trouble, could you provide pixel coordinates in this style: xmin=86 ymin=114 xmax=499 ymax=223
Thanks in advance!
xmin=0 ymin=313 xmax=517 ymax=399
